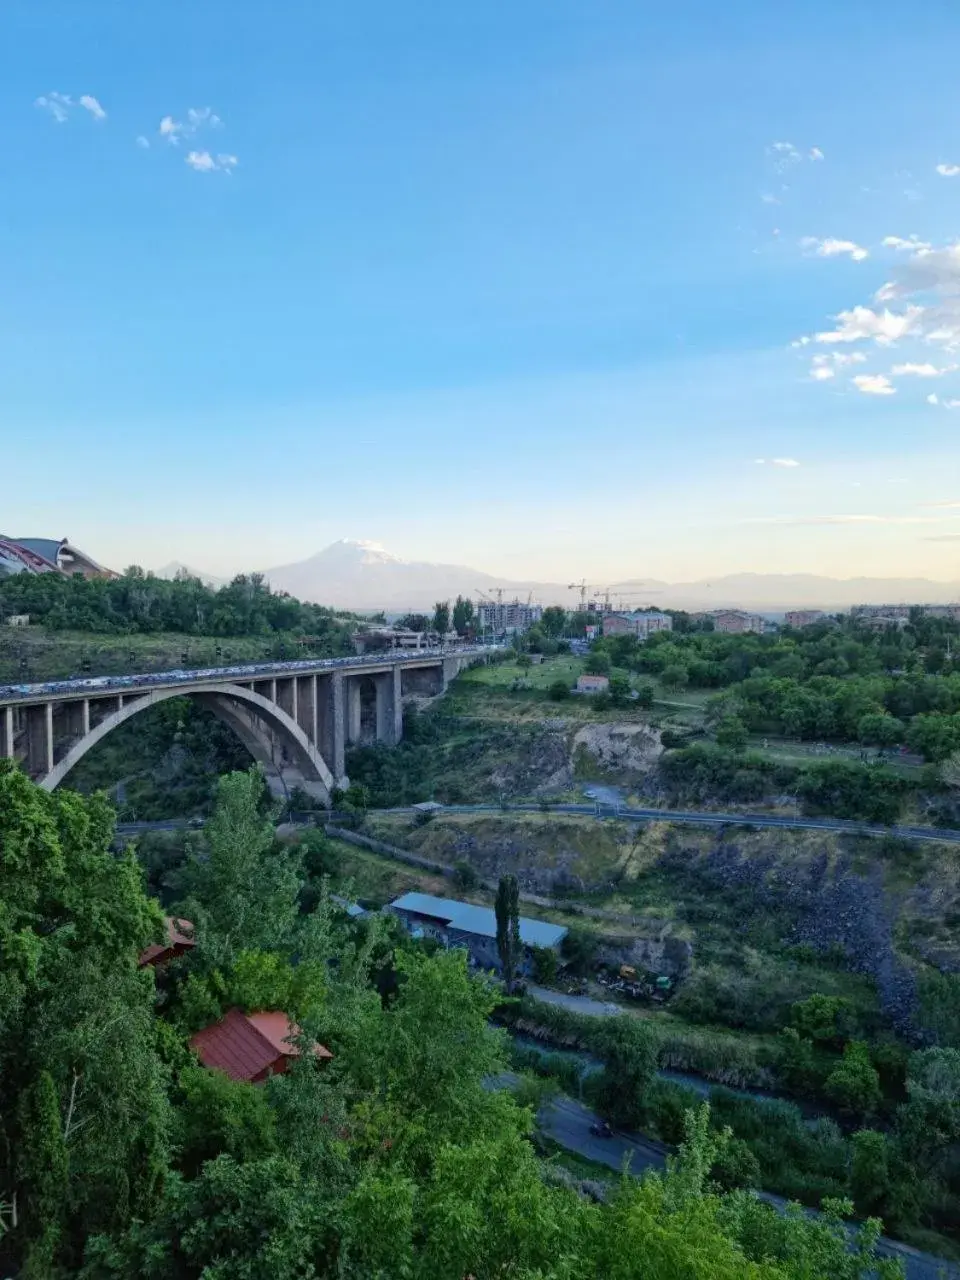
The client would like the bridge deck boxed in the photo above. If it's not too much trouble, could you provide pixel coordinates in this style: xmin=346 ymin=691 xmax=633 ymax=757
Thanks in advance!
xmin=0 ymin=645 xmax=496 ymax=706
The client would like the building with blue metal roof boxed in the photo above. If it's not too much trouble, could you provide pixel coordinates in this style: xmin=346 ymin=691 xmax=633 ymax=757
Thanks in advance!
xmin=386 ymin=891 xmax=567 ymax=974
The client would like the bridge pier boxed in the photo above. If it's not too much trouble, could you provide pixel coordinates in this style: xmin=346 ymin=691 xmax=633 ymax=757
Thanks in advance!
xmin=2 ymin=647 xmax=489 ymax=800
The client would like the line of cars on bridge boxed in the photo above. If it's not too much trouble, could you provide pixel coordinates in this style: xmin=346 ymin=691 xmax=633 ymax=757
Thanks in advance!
xmin=0 ymin=645 xmax=496 ymax=704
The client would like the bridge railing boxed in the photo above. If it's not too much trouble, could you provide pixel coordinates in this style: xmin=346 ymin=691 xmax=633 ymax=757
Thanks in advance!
xmin=0 ymin=644 xmax=502 ymax=705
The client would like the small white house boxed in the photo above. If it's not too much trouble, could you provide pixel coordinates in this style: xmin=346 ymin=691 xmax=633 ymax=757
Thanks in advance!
xmin=576 ymin=674 xmax=610 ymax=694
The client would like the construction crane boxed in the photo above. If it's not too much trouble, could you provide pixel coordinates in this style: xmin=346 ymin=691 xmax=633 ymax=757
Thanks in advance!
xmin=568 ymin=580 xmax=590 ymax=610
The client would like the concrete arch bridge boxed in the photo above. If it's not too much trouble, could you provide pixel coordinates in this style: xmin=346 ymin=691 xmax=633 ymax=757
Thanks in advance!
xmin=0 ymin=648 xmax=487 ymax=805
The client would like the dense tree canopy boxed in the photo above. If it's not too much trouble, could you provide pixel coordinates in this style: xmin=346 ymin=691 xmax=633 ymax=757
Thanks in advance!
xmin=0 ymin=567 xmax=354 ymax=644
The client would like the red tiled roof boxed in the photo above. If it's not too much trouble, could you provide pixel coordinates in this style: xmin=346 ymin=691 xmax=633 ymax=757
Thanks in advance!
xmin=138 ymin=916 xmax=196 ymax=967
xmin=189 ymin=1008 xmax=332 ymax=1083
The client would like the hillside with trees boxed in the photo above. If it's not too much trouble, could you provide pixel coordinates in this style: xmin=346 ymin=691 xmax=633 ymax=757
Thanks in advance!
xmin=0 ymin=761 xmax=925 ymax=1278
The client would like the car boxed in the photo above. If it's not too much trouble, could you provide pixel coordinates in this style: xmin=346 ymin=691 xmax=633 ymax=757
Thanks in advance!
xmin=589 ymin=1120 xmax=613 ymax=1139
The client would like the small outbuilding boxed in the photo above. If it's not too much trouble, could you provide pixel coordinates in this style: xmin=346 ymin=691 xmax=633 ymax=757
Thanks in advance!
xmin=576 ymin=674 xmax=610 ymax=694
xmin=138 ymin=916 xmax=196 ymax=968
xmin=386 ymin=892 xmax=567 ymax=975
xmin=190 ymin=1008 xmax=332 ymax=1084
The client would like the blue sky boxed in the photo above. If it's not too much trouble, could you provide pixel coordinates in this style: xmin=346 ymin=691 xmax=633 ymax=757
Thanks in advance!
xmin=3 ymin=0 xmax=960 ymax=582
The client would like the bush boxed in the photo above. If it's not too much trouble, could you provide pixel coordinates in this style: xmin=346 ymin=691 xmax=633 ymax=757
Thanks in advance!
xmin=711 ymin=1136 xmax=762 ymax=1190
xmin=548 ymin=680 xmax=571 ymax=702
xmin=560 ymin=927 xmax=598 ymax=977
xmin=715 ymin=716 xmax=749 ymax=752
xmin=824 ymin=1041 xmax=882 ymax=1118
xmin=452 ymin=860 xmax=478 ymax=892
xmin=530 ymin=946 xmax=559 ymax=985
xmin=635 ymin=683 xmax=655 ymax=709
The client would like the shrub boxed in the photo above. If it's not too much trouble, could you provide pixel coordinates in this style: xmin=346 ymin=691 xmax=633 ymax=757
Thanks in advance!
xmin=560 ymin=927 xmax=598 ymax=977
xmin=548 ymin=680 xmax=571 ymax=702
xmin=711 ymin=1136 xmax=762 ymax=1191
xmin=530 ymin=946 xmax=559 ymax=985
xmin=452 ymin=860 xmax=478 ymax=892
xmin=824 ymin=1041 xmax=882 ymax=1118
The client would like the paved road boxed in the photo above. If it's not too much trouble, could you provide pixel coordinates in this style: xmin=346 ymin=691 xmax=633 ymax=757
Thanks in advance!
xmin=526 ymin=984 xmax=623 ymax=1018
xmin=490 ymin=1072 xmax=957 ymax=1280
xmin=384 ymin=801 xmax=960 ymax=845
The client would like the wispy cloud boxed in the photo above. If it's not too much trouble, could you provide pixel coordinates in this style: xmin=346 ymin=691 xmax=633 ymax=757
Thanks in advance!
xmin=924 ymin=534 xmax=960 ymax=541
xmin=35 ymin=92 xmax=73 ymax=123
xmin=891 ymin=361 xmax=952 ymax=377
xmin=753 ymin=457 xmax=801 ymax=467
xmin=920 ymin=499 xmax=960 ymax=509
xmin=136 ymin=135 xmax=150 ymax=149
xmin=185 ymin=150 xmax=238 ymax=174
xmin=883 ymin=234 xmax=932 ymax=252
xmin=810 ymin=352 xmax=866 ymax=379
xmin=36 ymin=91 xmax=106 ymax=123
xmin=935 ymin=163 xmax=960 ymax=177
xmin=159 ymin=106 xmax=223 ymax=146
xmin=927 ymin=393 xmax=940 ymax=405
xmin=809 ymin=147 xmax=824 ymax=161
xmin=78 ymin=94 xmax=106 ymax=121
xmin=802 ymin=236 xmax=869 ymax=262
xmin=853 ymin=373 xmax=896 ymax=396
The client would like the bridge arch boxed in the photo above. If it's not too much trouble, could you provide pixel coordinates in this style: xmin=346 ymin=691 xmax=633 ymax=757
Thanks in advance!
xmin=41 ymin=682 xmax=336 ymax=803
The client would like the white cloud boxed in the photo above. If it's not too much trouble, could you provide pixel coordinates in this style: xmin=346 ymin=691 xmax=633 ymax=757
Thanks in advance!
xmin=883 ymin=234 xmax=932 ymax=252
xmin=815 ymin=305 xmax=922 ymax=345
xmin=36 ymin=91 xmax=106 ymax=123
xmin=810 ymin=365 xmax=835 ymax=380
xmin=936 ymin=163 xmax=960 ymax=177
xmin=946 ymin=399 xmax=960 ymax=409
xmin=35 ymin=92 xmax=72 ymax=123
xmin=754 ymin=457 xmax=801 ymax=467
xmin=809 ymin=147 xmax=824 ymax=161
xmin=927 ymin=393 xmax=940 ymax=405
xmin=853 ymin=373 xmax=896 ymax=396
xmin=891 ymin=361 xmax=950 ymax=377
xmin=160 ymin=106 xmax=223 ymax=146
xmin=761 ymin=193 xmax=780 ymax=204
xmin=185 ymin=150 xmax=237 ymax=174
xmin=802 ymin=236 xmax=869 ymax=262
xmin=136 ymin=135 xmax=150 ymax=149
xmin=78 ymin=94 xmax=106 ymax=120
xmin=812 ymin=351 xmax=866 ymax=369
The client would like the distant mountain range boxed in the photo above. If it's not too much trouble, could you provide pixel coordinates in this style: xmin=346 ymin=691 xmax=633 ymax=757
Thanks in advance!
xmin=154 ymin=540 xmax=960 ymax=614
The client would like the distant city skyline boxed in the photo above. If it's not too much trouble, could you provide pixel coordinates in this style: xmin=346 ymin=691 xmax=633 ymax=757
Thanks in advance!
xmin=3 ymin=1 xmax=959 ymax=580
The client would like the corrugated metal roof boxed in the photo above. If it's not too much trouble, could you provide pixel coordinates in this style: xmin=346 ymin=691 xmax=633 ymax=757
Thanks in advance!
xmin=190 ymin=1008 xmax=331 ymax=1082
xmin=388 ymin=892 xmax=567 ymax=948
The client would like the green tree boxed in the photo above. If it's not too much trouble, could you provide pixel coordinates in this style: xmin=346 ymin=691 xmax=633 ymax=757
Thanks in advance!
xmin=585 ymin=650 xmax=611 ymax=676
xmin=15 ymin=1071 xmax=68 ymax=1278
xmin=857 ymin=712 xmax=904 ymax=747
xmin=451 ymin=594 xmax=475 ymax=636
xmin=0 ymin=763 xmax=170 ymax=1275
xmin=824 ymin=1041 xmax=882 ymax=1117
xmin=540 ymin=605 xmax=568 ymax=638
xmin=609 ymin=673 xmax=631 ymax=706
xmin=662 ymin=662 xmax=690 ymax=691
xmin=178 ymin=768 xmax=303 ymax=968
xmin=432 ymin=600 xmax=451 ymax=634
xmin=548 ymin=678 xmax=570 ymax=701
xmin=716 ymin=715 xmax=749 ymax=751
xmin=850 ymin=1129 xmax=890 ymax=1219
xmin=790 ymin=994 xmax=856 ymax=1049
xmin=596 ymin=1017 xmax=658 ymax=1128
xmin=175 ymin=1065 xmax=278 ymax=1178
xmin=495 ymin=874 xmax=522 ymax=991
